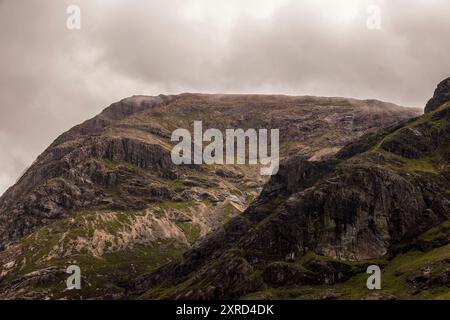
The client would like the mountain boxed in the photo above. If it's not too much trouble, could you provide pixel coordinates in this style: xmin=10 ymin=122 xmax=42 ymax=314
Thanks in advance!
xmin=128 ymin=80 xmax=450 ymax=300
xmin=0 ymin=93 xmax=421 ymax=299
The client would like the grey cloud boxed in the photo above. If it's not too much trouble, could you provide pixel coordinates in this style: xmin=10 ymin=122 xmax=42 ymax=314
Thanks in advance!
xmin=1 ymin=0 xmax=450 ymax=194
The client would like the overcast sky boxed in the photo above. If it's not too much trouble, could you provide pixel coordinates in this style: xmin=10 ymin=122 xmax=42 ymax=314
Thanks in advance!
xmin=1 ymin=0 xmax=450 ymax=195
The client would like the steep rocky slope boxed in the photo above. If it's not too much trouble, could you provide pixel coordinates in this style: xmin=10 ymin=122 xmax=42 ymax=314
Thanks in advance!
xmin=0 ymin=94 xmax=420 ymax=299
xmin=129 ymin=82 xmax=450 ymax=300
xmin=426 ymin=77 xmax=450 ymax=113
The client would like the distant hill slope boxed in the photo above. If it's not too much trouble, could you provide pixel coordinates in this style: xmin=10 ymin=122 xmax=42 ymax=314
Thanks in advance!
xmin=0 ymin=93 xmax=420 ymax=299
xmin=129 ymin=82 xmax=450 ymax=300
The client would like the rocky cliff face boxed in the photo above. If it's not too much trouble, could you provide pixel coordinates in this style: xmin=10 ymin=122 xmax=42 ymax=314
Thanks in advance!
xmin=128 ymin=82 xmax=450 ymax=300
xmin=425 ymin=77 xmax=450 ymax=113
xmin=0 ymin=93 xmax=423 ymax=299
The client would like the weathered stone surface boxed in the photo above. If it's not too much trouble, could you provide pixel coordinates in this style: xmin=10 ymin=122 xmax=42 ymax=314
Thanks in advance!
xmin=425 ymin=77 xmax=450 ymax=113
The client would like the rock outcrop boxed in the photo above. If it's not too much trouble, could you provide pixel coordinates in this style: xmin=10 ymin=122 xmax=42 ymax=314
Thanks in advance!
xmin=425 ymin=77 xmax=450 ymax=113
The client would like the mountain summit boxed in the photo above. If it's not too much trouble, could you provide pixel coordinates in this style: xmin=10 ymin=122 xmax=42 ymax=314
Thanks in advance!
xmin=426 ymin=77 xmax=450 ymax=113
xmin=0 ymin=92 xmax=431 ymax=299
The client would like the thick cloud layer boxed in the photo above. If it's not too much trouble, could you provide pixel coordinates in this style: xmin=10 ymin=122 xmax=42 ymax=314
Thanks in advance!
xmin=1 ymin=0 xmax=450 ymax=194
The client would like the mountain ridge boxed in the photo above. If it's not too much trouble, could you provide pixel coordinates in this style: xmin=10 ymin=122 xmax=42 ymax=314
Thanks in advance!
xmin=0 ymin=92 xmax=427 ymax=299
